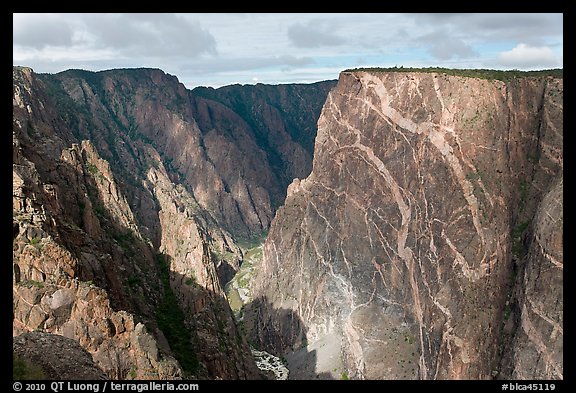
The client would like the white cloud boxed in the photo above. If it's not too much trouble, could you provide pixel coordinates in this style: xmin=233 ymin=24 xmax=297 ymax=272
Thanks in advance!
xmin=13 ymin=14 xmax=217 ymax=59
xmin=13 ymin=13 xmax=563 ymax=87
xmin=287 ymin=20 xmax=345 ymax=48
xmin=411 ymin=13 xmax=562 ymax=45
xmin=13 ymin=14 xmax=74 ymax=49
xmin=416 ymin=30 xmax=478 ymax=60
xmin=497 ymin=43 xmax=561 ymax=69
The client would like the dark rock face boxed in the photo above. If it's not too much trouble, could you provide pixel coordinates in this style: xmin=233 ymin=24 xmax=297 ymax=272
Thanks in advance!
xmin=251 ymin=71 xmax=563 ymax=379
xmin=13 ymin=66 xmax=332 ymax=379
xmin=192 ymin=81 xmax=336 ymax=187
xmin=501 ymin=178 xmax=563 ymax=379
xmin=14 ymin=331 xmax=108 ymax=380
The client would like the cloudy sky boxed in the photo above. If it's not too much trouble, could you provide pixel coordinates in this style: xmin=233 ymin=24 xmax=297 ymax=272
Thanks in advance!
xmin=13 ymin=13 xmax=563 ymax=88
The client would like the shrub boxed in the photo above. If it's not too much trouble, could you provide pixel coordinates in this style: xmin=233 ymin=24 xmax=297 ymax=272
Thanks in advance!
xmin=29 ymin=237 xmax=41 ymax=248
xmin=86 ymin=163 xmax=99 ymax=175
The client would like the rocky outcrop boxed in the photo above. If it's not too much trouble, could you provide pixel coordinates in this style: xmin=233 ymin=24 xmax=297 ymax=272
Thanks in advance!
xmin=14 ymin=331 xmax=107 ymax=380
xmin=13 ymin=115 xmax=183 ymax=378
xmin=251 ymin=70 xmax=562 ymax=379
xmin=146 ymin=155 xmax=258 ymax=379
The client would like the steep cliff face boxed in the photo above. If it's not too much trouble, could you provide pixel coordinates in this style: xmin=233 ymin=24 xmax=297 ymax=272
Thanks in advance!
xmin=251 ymin=71 xmax=562 ymax=379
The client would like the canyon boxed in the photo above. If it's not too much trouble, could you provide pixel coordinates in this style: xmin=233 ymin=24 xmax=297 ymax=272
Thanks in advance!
xmin=13 ymin=66 xmax=562 ymax=380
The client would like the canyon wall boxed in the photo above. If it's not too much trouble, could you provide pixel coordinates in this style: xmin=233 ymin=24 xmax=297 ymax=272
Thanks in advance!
xmin=250 ymin=70 xmax=563 ymax=379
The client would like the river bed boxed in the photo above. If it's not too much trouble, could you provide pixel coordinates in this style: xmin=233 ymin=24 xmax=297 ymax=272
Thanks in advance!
xmin=225 ymin=244 xmax=290 ymax=379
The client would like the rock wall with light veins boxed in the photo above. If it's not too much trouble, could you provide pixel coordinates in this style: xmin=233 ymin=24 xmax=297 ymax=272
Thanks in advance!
xmin=251 ymin=71 xmax=563 ymax=380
